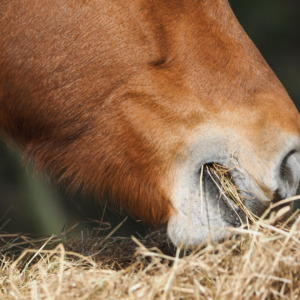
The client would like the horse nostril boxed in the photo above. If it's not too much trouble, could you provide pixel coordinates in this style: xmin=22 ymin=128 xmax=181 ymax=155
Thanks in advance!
xmin=280 ymin=149 xmax=296 ymax=186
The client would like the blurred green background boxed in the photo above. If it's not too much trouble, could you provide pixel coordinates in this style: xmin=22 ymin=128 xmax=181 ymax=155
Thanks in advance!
xmin=0 ymin=0 xmax=299 ymax=236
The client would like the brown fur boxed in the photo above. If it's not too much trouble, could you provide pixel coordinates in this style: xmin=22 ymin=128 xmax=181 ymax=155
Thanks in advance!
xmin=1 ymin=0 xmax=299 ymax=228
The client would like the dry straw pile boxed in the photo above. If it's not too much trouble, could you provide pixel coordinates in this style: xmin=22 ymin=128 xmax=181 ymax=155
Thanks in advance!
xmin=0 ymin=164 xmax=300 ymax=300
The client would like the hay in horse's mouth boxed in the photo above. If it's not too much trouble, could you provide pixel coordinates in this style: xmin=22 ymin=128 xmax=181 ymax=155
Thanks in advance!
xmin=201 ymin=163 xmax=259 ymax=224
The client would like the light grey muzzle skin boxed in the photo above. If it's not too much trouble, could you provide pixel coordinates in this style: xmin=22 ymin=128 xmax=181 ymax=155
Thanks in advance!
xmin=167 ymin=128 xmax=300 ymax=249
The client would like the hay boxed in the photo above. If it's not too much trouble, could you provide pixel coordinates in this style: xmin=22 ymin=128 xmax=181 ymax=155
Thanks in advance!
xmin=1 ymin=164 xmax=300 ymax=299
xmin=205 ymin=163 xmax=259 ymax=224
xmin=1 ymin=211 xmax=300 ymax=300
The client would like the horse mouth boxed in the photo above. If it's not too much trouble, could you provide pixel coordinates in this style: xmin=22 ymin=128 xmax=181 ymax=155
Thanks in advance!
xmin=200 ymin=163 xmax=247 ymax=228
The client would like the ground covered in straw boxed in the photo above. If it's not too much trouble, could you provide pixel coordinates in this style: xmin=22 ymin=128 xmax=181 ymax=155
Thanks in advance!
xmin=0 ymin=213 xmax=300 ymax=300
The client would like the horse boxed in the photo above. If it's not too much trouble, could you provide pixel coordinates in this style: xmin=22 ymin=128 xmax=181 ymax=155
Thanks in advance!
xmin=1 ymin=0 xmax=300 ymax=247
